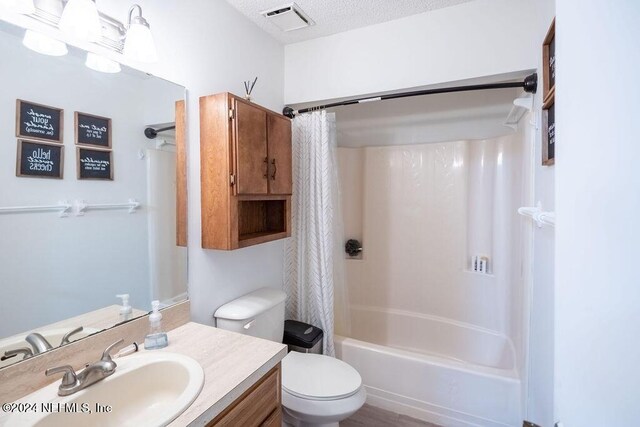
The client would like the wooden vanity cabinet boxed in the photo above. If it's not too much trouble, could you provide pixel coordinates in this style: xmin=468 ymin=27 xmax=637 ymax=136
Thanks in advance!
xmin=200 ymin=93 xmax=292 ymax=250
xmin=207 ymin=364 xmax=282 ymax=427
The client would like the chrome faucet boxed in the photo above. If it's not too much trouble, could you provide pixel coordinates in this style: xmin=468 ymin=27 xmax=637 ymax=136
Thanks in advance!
xmin=0 ymin=334 xmax=50 ymax=362
xmin=25 ymin=333 xmax=53 ymax=354
xmin=45 ymin=339 xmax=124 ymax=396
xmin=1 ymin=327 xmax=86 ymax=363
xmin=1 ymin=326 xmax=86 ymax=362
xmin=1 ymin=348 xmax=33 ymax=361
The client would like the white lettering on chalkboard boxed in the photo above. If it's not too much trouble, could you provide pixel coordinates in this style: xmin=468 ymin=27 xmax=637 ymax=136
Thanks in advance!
xmin=80 ymin=156 xmax=110 ymax=171
xmin=27 ymin=148 xmax=54 ymax=172
xmin=79 ymin=123 xmax=107 ymax=139
xmin=24 ymin=108 xmax=54 ymax=136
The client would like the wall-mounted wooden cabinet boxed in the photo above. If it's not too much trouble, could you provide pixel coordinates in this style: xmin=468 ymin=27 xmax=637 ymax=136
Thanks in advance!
xmin=200 ymin=93 xmax=292 ymax=250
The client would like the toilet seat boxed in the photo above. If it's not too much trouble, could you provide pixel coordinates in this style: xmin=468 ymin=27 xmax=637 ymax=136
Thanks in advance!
xmin=282 ymin=352 xmax=362 ymax=401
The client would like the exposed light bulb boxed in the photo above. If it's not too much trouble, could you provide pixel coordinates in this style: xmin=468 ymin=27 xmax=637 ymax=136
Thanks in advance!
xmin=124 ymin=5 xmax=157 ymax=63
xmin=85 ymin=52 xmax=121 ymax=73
xmin=0 ymin=0 xmax=35 ymax=14
xmin=22 ymin=29 xmax=68 ymax=56
xmin=59 ymin=0 xmax=102 ymax=42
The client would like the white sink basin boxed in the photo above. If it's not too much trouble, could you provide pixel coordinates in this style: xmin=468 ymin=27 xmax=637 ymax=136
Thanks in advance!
xmin=0 ymin=328 xmax=101 ymax=368
xmin=4 ymin=352 xmax=204 ymax=427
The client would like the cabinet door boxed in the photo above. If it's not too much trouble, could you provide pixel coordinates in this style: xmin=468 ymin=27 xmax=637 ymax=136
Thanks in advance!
xmin=234 ymin=99 xmax=268 ymax=195
xmin=267 ymin=114 xmax=292 ymax=195
xmin=207 ymin=364 xmax=281 ymax=427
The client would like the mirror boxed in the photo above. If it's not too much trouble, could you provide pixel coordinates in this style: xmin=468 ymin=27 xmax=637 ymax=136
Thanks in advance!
xmin=0 ymin=21 xmax=187 ymax=369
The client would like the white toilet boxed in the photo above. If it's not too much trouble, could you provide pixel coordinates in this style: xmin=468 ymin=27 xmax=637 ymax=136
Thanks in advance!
xmin=214 ymin=288 xmax=366 ymax=427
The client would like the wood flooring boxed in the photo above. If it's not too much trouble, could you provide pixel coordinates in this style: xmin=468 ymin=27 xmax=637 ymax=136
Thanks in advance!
xmin=340 ymin=404 xmax=441 ymax=427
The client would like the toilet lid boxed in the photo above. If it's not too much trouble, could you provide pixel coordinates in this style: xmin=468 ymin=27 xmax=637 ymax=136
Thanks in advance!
xmin=282 ymin=352 xmax=362 ymax=401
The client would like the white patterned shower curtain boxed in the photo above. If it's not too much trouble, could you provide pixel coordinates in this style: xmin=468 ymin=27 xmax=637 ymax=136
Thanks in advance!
xmin=284 ymin=110 xmax=346 ymax=357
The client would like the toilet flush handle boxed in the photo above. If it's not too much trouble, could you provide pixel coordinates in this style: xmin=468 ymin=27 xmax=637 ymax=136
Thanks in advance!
xmin=243 ymin=319 xmax=255 ymax=330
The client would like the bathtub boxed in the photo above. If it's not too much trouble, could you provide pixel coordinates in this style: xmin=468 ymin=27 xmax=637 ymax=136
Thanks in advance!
xmin=334 ymin=306 xmax=521 ymax=427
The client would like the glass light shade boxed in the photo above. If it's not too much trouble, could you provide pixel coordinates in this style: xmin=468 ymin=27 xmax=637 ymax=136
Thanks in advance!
xmin=0 ymin=0 xmax=36 ymax=14
xmin=124 ymin=23 xmax=157 ymax=63
xmin=85 ymin=52 xmax=121 ymax=73
xmin=22 ymin=30 xmax=68 ymax=56
xmin=59 ymin=0 xmax=102 ymax=42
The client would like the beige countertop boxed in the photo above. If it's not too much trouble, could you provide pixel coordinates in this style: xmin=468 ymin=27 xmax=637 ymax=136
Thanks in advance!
xmin=154 ymin=322 xmax=287 ymax=426
xmin=0 ymin=314 xmax=286 ymax=427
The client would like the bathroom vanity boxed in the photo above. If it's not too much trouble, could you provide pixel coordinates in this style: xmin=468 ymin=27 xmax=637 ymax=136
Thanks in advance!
xmin=0 ymin=302 xmax=287 ymax=426
xmin=163 ymin=322 xmax=286 ymax=426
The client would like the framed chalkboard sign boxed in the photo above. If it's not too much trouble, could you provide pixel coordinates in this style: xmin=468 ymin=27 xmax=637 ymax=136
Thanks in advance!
xmin=16 ymin=140 xmax=64 ymax=179
xmin=542 ymin=18 xmax=556 ymax=103
xmin=16 ymin=99 xmax=63 ymax=143
xmin=77 ymin=147 xmax=113 ymax=180
xmin=542 ymin=93 xmax=555 ymax=166
xmin=75 ymin=112 xmax=111 ymax=148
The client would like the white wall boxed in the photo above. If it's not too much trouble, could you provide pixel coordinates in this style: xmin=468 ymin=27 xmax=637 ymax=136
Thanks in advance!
xmin=555 ymin=2 xmax=640 ymax=425
xmin=284 ymin=0 xmax=540 ymax=104
xmin=95 ymin=0 xmax=286 ymax=325
xmin=0 ymin=32 xmax=183 ymax=336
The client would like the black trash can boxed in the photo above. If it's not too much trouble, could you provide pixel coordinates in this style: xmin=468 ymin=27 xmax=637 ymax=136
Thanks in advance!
xmin=283 ymin=320 xmax=323 ymax=354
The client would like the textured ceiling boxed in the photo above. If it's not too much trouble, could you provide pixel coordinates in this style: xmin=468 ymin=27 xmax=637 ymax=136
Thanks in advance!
xmin=224 ymin=0 xmax=475 ymax=44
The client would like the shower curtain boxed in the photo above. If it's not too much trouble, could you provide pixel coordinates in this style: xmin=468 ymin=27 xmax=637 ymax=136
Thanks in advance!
xmin=284 ymin=110 xmax=346 ymax=356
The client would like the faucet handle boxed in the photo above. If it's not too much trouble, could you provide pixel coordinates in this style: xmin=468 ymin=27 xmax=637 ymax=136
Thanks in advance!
xmin=60 ymin=326 xmax=84 ymax=346
xmin=45 ymin=365 xmax=77 ymax=387
xmin=1 ymin=347 xmax=33 ymax=361
xmin=101 ymin=339 xmax=124 ymax=363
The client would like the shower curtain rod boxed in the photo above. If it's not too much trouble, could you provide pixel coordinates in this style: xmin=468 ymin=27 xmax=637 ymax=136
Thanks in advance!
xmin=144 ymin=125 xmax=176 ymax=139
xmin=283 ymin=73 xmax=537 ymax=118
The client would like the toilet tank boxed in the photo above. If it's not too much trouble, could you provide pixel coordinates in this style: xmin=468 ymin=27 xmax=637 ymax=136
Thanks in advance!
xmin=214 ymin=288 xmax=287 ymax=343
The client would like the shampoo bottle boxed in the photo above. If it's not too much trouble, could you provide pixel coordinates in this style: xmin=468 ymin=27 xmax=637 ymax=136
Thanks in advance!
xmin=116 ymin=294 xmax=132 ymax=322
xmin=144 ymin=300 xmax=168 ymax=350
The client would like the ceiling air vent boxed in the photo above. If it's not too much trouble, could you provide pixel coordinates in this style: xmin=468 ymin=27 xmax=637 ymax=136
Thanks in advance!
xmin=260 ymin=3 xmax=315 ymax=32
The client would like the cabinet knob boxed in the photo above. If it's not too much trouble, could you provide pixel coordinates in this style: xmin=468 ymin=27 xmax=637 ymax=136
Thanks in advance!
xmin=263 ymin=157 xmax=268 ymax=179
xmin=271 ymin=159 xmax=277 ymax=180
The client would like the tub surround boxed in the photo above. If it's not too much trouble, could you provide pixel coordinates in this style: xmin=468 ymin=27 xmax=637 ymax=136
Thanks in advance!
xmin=0 ymin=302 xmax=287 ymax=426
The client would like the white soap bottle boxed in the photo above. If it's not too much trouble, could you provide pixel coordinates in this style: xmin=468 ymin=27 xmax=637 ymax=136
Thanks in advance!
xmin=144 ymin=300 xmax=168 ymax=350
xmin=116 ymin=294 xmax=132 ymax=322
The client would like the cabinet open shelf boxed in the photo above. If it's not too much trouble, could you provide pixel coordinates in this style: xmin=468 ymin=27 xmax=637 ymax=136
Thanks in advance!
xmin=238 ymin=199 xmax=288 ymax=247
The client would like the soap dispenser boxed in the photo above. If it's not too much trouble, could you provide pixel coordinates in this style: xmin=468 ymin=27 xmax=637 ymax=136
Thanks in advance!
xmin=116 ymin=294 xmax=132 ymax=322
xmin=144 ymin=300 xmax=168 ymax=350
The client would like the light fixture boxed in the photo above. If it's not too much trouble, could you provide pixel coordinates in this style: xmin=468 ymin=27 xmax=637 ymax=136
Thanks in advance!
xmin=123 ymin=4 xmax=157 ymax=63
xmin=85 ymin=52 xmax=121 ymax=73
xmin=22 ymin=29 xmax=68 ymax=56
xmin=59 ymin=0 xmax=102 ymax=42
xmin=0 ymin=0 xmax=35 ymax=14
